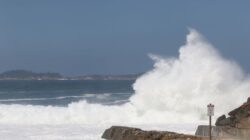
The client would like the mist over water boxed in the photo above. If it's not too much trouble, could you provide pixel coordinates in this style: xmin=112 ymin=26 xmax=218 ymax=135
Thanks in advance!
xmin=0 ymin=29 xmax=249 ymax=126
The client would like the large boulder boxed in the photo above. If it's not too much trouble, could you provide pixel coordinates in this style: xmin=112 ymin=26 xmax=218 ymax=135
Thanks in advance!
xmin=102 ymin=126 xmax=208 ymax=140
xmin=215 ymin=115 xmax=235 ymax=127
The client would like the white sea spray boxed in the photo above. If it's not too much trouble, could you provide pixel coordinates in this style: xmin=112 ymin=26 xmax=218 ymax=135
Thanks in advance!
xmin=0 ymin=29 xmax=249 ymax=139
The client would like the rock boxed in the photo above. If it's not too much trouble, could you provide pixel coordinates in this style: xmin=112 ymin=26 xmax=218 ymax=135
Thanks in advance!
xmin=215 ymin=115 xmax=226 ymax=126
xmin=102 ymin=97 xmax=250 ymax=140
xmin=102 ymin=126 xmax=141 ymax=140
xmin=216 ymin=97 xmax=250 ymax=128
xmin=213 ymin=97 xmax=250 ymax=140
xmin=216 ymin=116 xmax=235 ymax=127
xmin=102 ymin=126 xmax=207 ymax=140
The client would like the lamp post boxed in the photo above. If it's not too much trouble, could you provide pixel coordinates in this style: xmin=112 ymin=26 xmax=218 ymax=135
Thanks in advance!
xmin=207 ymin=103 xmax=214 ymax=140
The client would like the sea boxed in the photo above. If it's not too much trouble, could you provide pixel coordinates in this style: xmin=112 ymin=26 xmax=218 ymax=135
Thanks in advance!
xmin=0 ymin=80 xmax=197 ymax=140
xmin=0 ymin=80 xmax=134 ymax=106
xmin=0 ymin=30 xmax=249 ymax=139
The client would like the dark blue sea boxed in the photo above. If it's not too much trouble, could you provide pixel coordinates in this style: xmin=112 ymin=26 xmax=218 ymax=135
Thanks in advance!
xmin=0 ymin=80 xmax=134 ymax=106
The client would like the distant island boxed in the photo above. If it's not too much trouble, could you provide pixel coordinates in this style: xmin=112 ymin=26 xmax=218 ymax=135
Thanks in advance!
xmin=0 ymin=70 xmax=140 ymax=80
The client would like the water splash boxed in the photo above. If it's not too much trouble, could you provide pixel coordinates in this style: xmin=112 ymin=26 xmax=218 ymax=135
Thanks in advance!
xmin=0 ymin=29 xmax=249 ymax=125
xmin=130 ymin=29 xmax=249 ymax=121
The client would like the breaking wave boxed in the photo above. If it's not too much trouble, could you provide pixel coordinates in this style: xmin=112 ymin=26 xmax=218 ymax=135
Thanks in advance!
xmin=0 ymin=29 xmax=249 ymax=125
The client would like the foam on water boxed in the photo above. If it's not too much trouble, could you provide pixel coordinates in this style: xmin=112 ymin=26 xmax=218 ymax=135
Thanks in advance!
xmin=0 ymin=124 xmax=197 ymax=140
xmin=0 ymin=29 xmax=249 ymax=139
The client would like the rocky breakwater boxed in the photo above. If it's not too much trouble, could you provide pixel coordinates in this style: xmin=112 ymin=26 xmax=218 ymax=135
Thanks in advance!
xmin=102 ymin=126 xmax=226 ymax=140
xmin=214 ymin=97 xmax=250 ymax=140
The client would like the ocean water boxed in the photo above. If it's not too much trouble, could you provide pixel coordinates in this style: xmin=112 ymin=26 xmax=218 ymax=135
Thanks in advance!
xmin=0 ymin=80 xmax=134 ymax=106
xmin=0 ymin=80 xmax=135 ymax=140
xmin=0 ymin=29 xmax=249 ymax=139
xmin=0 ymin=80 xmax=197 ymax=140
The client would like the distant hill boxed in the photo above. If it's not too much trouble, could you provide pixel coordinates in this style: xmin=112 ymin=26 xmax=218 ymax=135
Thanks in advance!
xmin=0 ymin=70 xmax=140 ymax=80
xmin=0 ymin=70 xmax=63 ymax=80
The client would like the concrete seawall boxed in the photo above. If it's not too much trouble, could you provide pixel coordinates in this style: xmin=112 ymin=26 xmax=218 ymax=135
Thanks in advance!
xmin=195 ymin=125 xmax=250 ymax=140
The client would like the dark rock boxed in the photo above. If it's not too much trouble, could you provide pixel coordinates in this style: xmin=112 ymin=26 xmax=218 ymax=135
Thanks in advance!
xmin=102 ymin=126 xmax=141 ymax=140
xmin=102 ymin=126 xmax=205 ymax=140
xmin=215 ymin=115 xmax=226 ymax=126
xmin=218 ymin=117 xmax=235 ymax=127
xmin=216 ymin=97 xmax=250 ymax=128
xmin=212 ymin=97 xmax=250 ymax=140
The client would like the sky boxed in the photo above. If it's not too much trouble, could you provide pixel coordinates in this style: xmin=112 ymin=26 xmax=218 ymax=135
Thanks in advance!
xmin=0 ymin=0 xmax=250 ymax=76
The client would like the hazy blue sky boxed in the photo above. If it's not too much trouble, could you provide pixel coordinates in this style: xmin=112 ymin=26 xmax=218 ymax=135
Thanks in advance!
xmin=0 ymin=0 xmax=250 ymax=76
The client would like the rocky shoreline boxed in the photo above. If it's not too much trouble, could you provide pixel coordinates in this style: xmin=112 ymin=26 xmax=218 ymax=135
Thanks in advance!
xmin=102 ymin=97 xmax=250 ymax=140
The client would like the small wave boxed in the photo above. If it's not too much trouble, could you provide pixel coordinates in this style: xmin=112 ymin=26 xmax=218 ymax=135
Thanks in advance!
xmin=0 ymin=95 xmax=87 ymax=102
xmin=83 ymin=94 xmax=96 ymax=98
xmin=0 ymin=93 xmax=131 ymax=103
xmin=96 ymin=94 xmax=111 ymax=99
xmin=103 ymin=99 xmax=129 ymax=105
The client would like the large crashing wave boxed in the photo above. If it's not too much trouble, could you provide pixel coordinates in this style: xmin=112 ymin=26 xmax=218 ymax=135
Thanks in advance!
xmin=0 ymin=29 xmax=249 ymax=125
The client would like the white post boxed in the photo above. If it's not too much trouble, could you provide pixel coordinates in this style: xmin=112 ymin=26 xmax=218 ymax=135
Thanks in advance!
xmin=207 ymin=103 xmax=214 ymax=140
